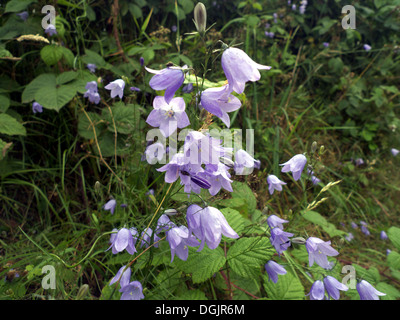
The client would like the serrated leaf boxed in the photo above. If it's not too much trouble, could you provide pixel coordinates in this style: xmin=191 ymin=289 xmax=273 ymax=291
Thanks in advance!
xmin=227 ymin=237 xmax=274 ymax=279
xmin=0 ymin=113 xmax=26 ymax=136
xmin=40 ymin=45 xmax=64 ymax=66
xmin=231 ymin=181 xmax=257 ymax=214
xmin=174 ymin=289 xmax=208 ymax=300
xmin=175 ymin=246 xmax=226 ymax=283
xmin=77 ymin=111 xmax=105 ymax=140
xmin=388 ymin=227 xmax=400 ymax=251
xmin=102 ymin=103 xmax=140 ymax=135
xmin=376 ymin=282 xmax=400 ymax=300
xmin=263 ymin=270 xmax=305 ymax=300
xmin=220 ymin=207 xmax=250 ymax=236
xmin=387 ymin=251 xmax=400 ymax=270
xmin=301 ymin=210 xmax=346 ymax=237
xmin=353 ymin=264 xmax=380 ymax=284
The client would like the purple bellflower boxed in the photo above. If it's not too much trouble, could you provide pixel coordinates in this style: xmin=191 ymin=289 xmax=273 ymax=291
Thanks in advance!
xmin=144 ymin=142 xmax=166 ymax=164
xmin=145 ymin=65 xmax=187 ymax=104
xmin=380 ymin=231 xmax=388 ymax=240
xmin=345 ymin=232 xmax=354 ymax=242
xmin=360 ymin=221 xmax=370 ymax=236
xmin=130 ymin=86 xmax=141 ymax=92
xmin=146 ymin=96 xmax=190 ymax=137
xmin=387 ymin=249 xmax=391 ymax=255
xmin=119 ymin=281 xmax=145 ymax=300
xmin=323 ymin=42 xmax=330 ymax=48
xmin=270 ymin=227 xmax=293 ymax=255
xmin=166 ymin=225 xmax=199 ymax=262
xmin=305 ymin=237 xmax=339 ymax=269
xmin=265 ymin=31 xmax=275 ymax=39
xmin=221 ymin=47 xmax=271 ymax=95
xmin=198 ymin=163 xmax=233 ymax=196
xmin=186 ymin=204 xmax=239 ymax=251
xmin=311 ymin=175 xmax=321 ymax=185
xmin=363 ymin=44 xmax=372 ymax=52
xmin=139 ymin=227 xmax=153 ymax=248
xmin=87 ymin=63 xmax=97 ymax=73
xmin=140 ymin=57 xmax=144 ymax=66
xmin=84 ymin=81 xmax=101 ymax=104
xmin=109 ymin=265 xmax=131 ymax=288
xmin=356 ymin=280 xmax=386 ymax=300
xmin=105 ymin=79 xmax=125 ymax=99
xmin=355 ymin=158 xmax=364 ymax=166
xmin=32 ymin=102 xmax=43 ymax=114
xmin=267 ymin=215 xmax=289 ymax=230
xmin=107 ymin=228 xmax=137 ymax=255
xmin=391 ymin=148 xmax=399 ymax=156
xmin=16 ymin=11 xmax=29 ymax=21
xmin=351 ymin=222 xmax=358 ymax=229
xmin=200 ymin=84 xmax=241 ymax=128
xmin=234 ymin=149 xmax=260 ymax=175
xmin=264 ymin=261 xmax=287 ymax=283
xmin=267 ymin=175 xmax=286 ymax=195
xmin=307 ymin=280 xmax=325 ymax=300
xmin=45 ymin=24 xmax=57 ymax=36
xmin=182 ymin=83 xmax=194 ymax=93
xmin=323 ymin=276 xmax=348 ymax=300
xmin=280 ymin=154 xmax=307 ymax=181
xmin=103 ymin=199 xmax=117 ymax=214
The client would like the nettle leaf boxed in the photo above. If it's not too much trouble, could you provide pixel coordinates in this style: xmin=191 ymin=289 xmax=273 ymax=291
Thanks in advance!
xmin=376 ymin=282 xmax=400 ymax=300
xmin=220 ymin=207 xmax=250 ymax=237
xmin=40 ymin=45 xmax=64 ymax=66
xmin=227 ymin=237 xmax=274 ymax=279
xmin=352 ymin=264 xmax=380 ymax=284
xmin=263 ymin=270 xmax=305 ymax=300
xmin=102 ymin=103 xmax=141 ymax=135
xmin=231 ymin=181 xmax=257 ymax=214
xmin=153 ymin=267 xmax=182 ymax=298
xmin=0 ymin=113 xmax=26 ymax=136
xmin=174 ymin=289 xmax=208 ymax=300
xmin=301 ymin=210 xmax=346 ymax=237
xmin=77 ymin=112 xmax=105 ymax=140
xmin=175 ymin=246 xmax=226 ymax=284
xmin=388 ymin=226 xmax=400 ymax=251
xmin=387 ymin=251 xmax=400 ymax=270
xmin=35 ymin=84 xmax=77 ymax=112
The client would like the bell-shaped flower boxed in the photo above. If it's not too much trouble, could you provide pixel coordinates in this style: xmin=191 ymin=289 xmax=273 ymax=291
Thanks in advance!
xmin=280 ymin=154 xmax=307 ymax=181
xmin=200 ymin=84 xmax=241 ymax=128
xmin=323 ymin=276 xmax=348 ymax=300
xmin=139 ymin=227 xmax=153 ymax=248
xmin=145 ymin=65 xmax=187 ymax=104
xmin=119 ymin=281 xmax=145 ymax=300
xmin=144 ymin=142 xmax=166 ymax=164
xmin=198 ymin=163 xmax=233 ymax=196
xmin=32 ymin=102 xmax=43 ymax=114
xmin=146 ymin=96 xmax=190 ymax=137
xmin=307 ymin=280 xmax=325 ymax=300
xmin=107 ymin=228 xmax=137 ymax=255
xmin=356 ymin=280 xmax=386 ymax=300
xmin=305 ymin=237 xmax=339 ymax=269
xmin=234 ymin=149 xmax=260 ymax=175
xmin=166 ymin=225 xmax=199 ymax=262
xmin=186 ymin=204 xmax=239 ymax=251
xmin=267 ymin=214 xmax=289 ymax=230
xmin=109 ymin=265 xmax=131 ymax=288
xmin=86 ymin=63 xmax=97 ymax=73
xmin=105 ymin=79 xmax=125 ymax=99
xmin=221 ymin=47 xmax=271 ymax=94
xmin=16 ymin=11 xmax=29 ymax=21
xmin=264 ymin=261 xmax=287 ymax=283
xmin=83 ymin=81 xmax=101 ymax=104
xmin=391 ymin=148 xmax=399 ymax=157
xmin=267 ymin=175 xmax=286 ymax=195
xmin=270 ymin=227 xmax=293 ymax=255
xmin=103 ymin=199 xmax=117 ymax=215
xmin=45 ymin=24 xmax=57 ymax=36
xmin=380 ymin=231 xmax=388 ymax=240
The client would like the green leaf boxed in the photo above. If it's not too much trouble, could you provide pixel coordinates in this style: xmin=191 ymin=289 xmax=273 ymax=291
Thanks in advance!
xmin=5 ymin=0 xmax=37 ymax=13
xmin=77 ymin=112 xmax=105 ymax=140
xmin=129 ymin=3 xmax=143 ymax=19
xmin=227 ymin=237 xmax=274 ymax=279
xmin=387 ymin=251 xmax=400 ymax=270
xmin=102 ymin=103 xmax=140 ymax=135
xmin=220 ymin=207 xmax=250 ymax=237
xmin=175 ymin=246 xmax=226 ymax=283
xmin=0 ymin=138 xmax=12 ymax=160
xmin=40 ymin=45 xmax=64 ymax=66
xmin=388 ymin=227 xmax=400 ymax=251
xmin=0 ymin=113 xmax=26 ymax=136
xmin=22 ymin=73 xmax=56 ymax=103
xmin=301 ymin=210 xmax=346 ymax=237
xmin=231 ymin=181 xmax=257 ymax=215
xmin=174 ymin=289 xmax=208 ymax=300
xmin=263 ymin=270 xmax=305 ymax=300
xmin=376 ymin=282 xmax=400 ymax=300
xmin=34 ymin=84 xmax=77 ymax=111
xmin=0 ymin=95 xmax=10 ymax=113
xmin=352 ymin=264 xmax=380 ymax=284
xmin=56 ymin=71 xmax=78 ymax=85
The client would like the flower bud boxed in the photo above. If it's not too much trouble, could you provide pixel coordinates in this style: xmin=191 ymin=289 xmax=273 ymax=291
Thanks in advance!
xmin=193 ymin=2 xmax=207 ymax=36
xmin=164 ymin=209 xmax=178 ymax=216
xmin=76 ymin=284 xmax=89 ymax=300
xmin=311 ymin=141 xmax=318 ymax=153
xmin=291 ymin=237 xmax=307 ymax=244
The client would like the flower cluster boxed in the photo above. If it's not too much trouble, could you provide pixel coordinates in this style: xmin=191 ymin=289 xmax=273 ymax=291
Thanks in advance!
xmin=84 ymin=81 xmax=101 ymax=105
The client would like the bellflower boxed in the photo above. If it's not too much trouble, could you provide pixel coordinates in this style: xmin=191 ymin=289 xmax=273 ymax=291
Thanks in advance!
xmin=267 ymin=215 xmax=289 ymax=230
xmin=105 ymin=79 xmax=125 ymax=99
xmin=32 ymin=102 xmax=43 ymax=114
xmin=267 ymin=175 xmax=286 ymax=195
xmin=323 ymin=276 xmax=348 ymax=300
xmin=265 ymin=31 xmax=275 ymax=39
xmin=198 ymin=163 xmax=233 ymax=196
xmin=234 ymin=149 xmax=260 ymax=175
xmin=109 ymin=265 xmax=131 ymax=288
xmin=356 ymin=280 xmax=386 ymax=300
xmin=84 ymin=81 xmax=101 ymax=104
xmin=305 ymin=237 xmax=339 ymax=269
xmin=103 ymin=199 xmax=117 ymax=215
xmin=200 ymin=84 xmax=241 ymax=127
xmin=16 ymin=11 xmax=29 ymax=21
xmin=270 ymin=227 xmax=294 ymax=255
xmin=280 ymin=154 xmax=307 ymax=181
xmin=323 ymin=42 xmax=330 ymax=48
xmin=140 ymin=57 xmax=144 ymax=66
xmin=307 ymin=280 xmax=325 ymax=300
xmin=186 ymin=204 xmax=239 ymax=251
xmin=144 ymin=142 xmax=166 ymax=164
xmin=221 ymin=47 xmax=271 ymax=94
xmin=86 ymin=63 xmax=97 ymax=73
xmin=120 ymin=281 xmax=145 ymax=300
xmin=166 ymin=225 xmax=199 ymax=262
xmin=45 ymin=24 xmax=57 ymax=36
xmin=264 ymin=261 xmax=287 ymax=283
xmin=391 ymin=148 xmax=399 ymax=156
xmin=355 ymin=158 xmax=364 ymax=166
xmin=311 ymin=175 xmax=321 ymax=185
xmin=380 ymin=231 xmax=388 ymax=240
xmin=363 ymin=44 xmax=372 ymax=52
xmin=140 ymin=228 xmax=153 ymax=248
xmin=345 ymin=232 xmax=354 ymax=242
xmin=360 ymin=222 xmax=370 ymax=236
xmin=107 ymin=228 xmax=137 ymax=255
xmin=130 ymin=86 xmax=141 ymax=92
xmin=387 ymin=249 xmax=391 ymax=255
xmin=182 ymin=83 xmax=194 ymax=93
xmin=351 ymin=222 xmax=358 ymax=229
xmin=146 ymin=96 xmax=190 ymax=137
xmin=145 ymin=65 xmax=187 ymax=104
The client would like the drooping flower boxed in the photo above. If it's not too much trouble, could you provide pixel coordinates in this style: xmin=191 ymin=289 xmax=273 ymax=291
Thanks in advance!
xmin=391 ymin=148 xmax=399 ymax=156
xmin=140 ymin=57 xmax=144 ymax=66
xmin=363 ymin=44 xmax=372 ymax=52
xmin=234 ymin=149 xmax=260 ymax=175
xmin=130 ymin=86 xmax=141 ymax=92
xmin=280 ymin=154 xmax=307 ymax=181
xmin=380 ymin=231 xmax=388 ymax=240
xmin=144 ymin=142 xmax=166 ymax=164
xmin=323 ymin=42 xmax=330 ymax=48
xmin=32 ymin=102 xmax=43 ymax=114
xmin=105 ymin=79 xmax=125 ymax=99
xmin=221 ymin=47 xmax=271 ymax=95
xmin=311 ymin=176 xmax=321 ymax=185
xmin=345 ymin=232 xmax=354 ymax=242
xmin=360 ymin=221 xmax=370 ymax=236
xmin=270 ymin=227 xmax=294 ymax=255
xmin=84 ymin=81 xmax=101 ymax=104
xmin=109 ymin=265 xmax=131 ymax=288
xmin=351 ymin=222 xmax=358 ymax=229
xmin=166 ymin=225 xmax=199 ymax=262
xmin=103 ymin=199 xmax=117 ymax=215
xmin=305 ymin=237 xmax=339 ymax=269
xmin=139 ymin=227 xmax=153 ymax=248
xmin=182 ymin=83 xmax=194 ymax=94
xmin=119 ymin=281 xmax=145 ymax=300
xmin=86 ymin=63 xmax=97 ymax=73
xmin=267 ymin=215 xmax=289 ymax=230
xmin=323 ymin=276 xmax=348 ymax=300
xmin=145 ymin=65 xmax=187 ymax=104
xmin=200 ymin=84 xmax=241 ymax=128
xmin=45 ymin=24 xmax=57 ymax=36
xmin=186 ymin=204 xmax=239 ymax=251
xmin=146 ymin=96 xmax=190 ymax=137
xmin=386 ymin=249 xmax=391 ymax=255
xmin=198 ymin=163 xmax=233 ymax=196
xmin=107 ymin=228 xmax=137 ymax=255
xmin=264 ymin=261 xmax=287 ymax=283
xmin=267 ymin=175 xmax=287 ymax=195
xmin=307 ymin=280 xmax=325 ymax=300
xmin=16 ymin=11 xmax=29 ymax=21
xmin=356 ymin=280 xmax=386 ymax=300
xmin=265 ymin=31 xmax=275 ymax=39
xmin=355 ymin=158 xmax=364 ymax=166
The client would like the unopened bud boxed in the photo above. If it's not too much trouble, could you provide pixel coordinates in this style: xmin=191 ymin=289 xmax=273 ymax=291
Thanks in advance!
xmin=291 ymin=237 xmax=306 ymax=245
xmin=193 ymin=2 xmax=207 ymax=36
xmin=76 ymin=284 xmax=89 ymax=300
xmin=311 ymin=141 xmax=318 ymax=153
xmin=319 ymin=145 xmax=325 ymax=155
xmin=94 ymin=181 xmax=101 ymax=194
xmin=164 ymin=209 xmax=178 ymax=216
